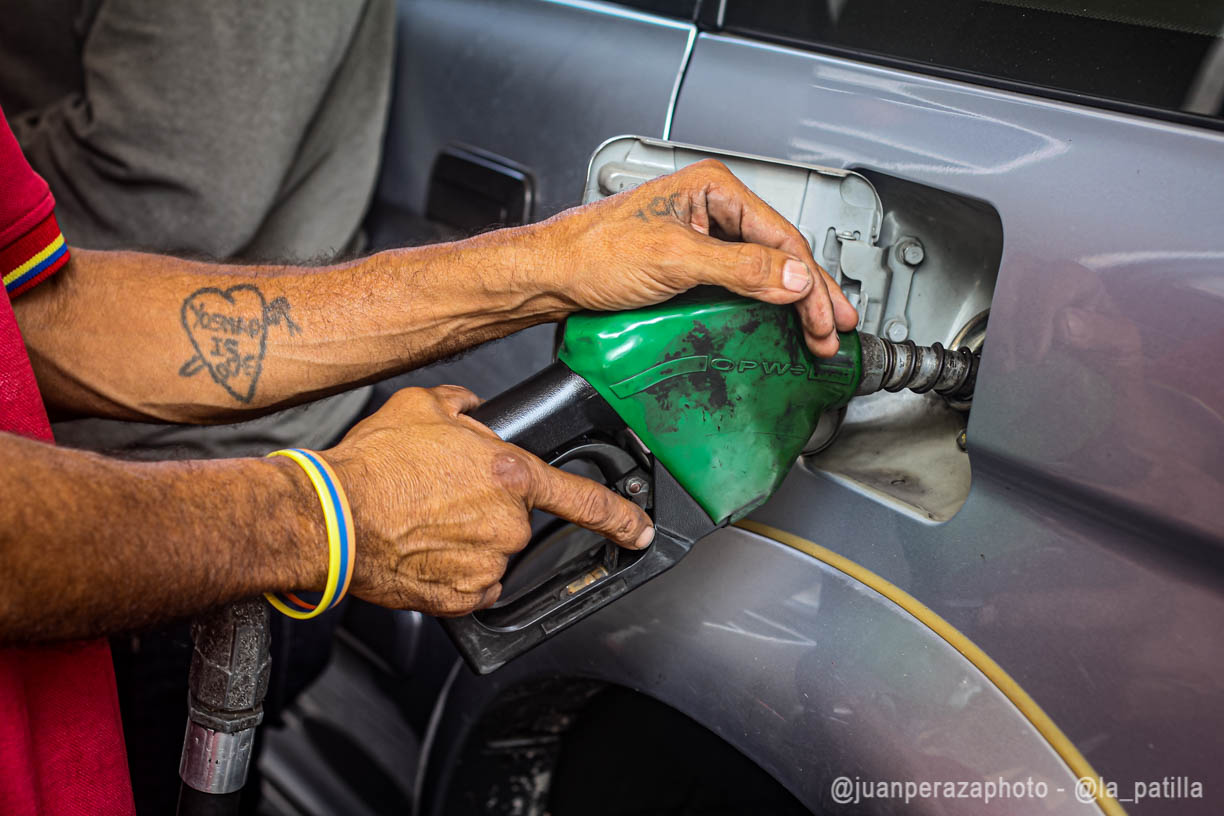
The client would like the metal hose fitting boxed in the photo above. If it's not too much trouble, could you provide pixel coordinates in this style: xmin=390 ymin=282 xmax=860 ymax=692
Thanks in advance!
xmin=856 ymin=333 xmax=979 ymax=401
xmin=179 ymin=599 xmax=271 ymax=797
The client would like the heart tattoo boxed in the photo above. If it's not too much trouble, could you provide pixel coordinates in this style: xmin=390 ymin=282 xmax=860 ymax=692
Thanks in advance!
xmin=179 ymin=285 xmax=300 ymax=403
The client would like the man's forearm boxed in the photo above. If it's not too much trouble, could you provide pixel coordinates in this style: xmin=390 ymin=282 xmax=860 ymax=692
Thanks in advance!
xmin=16 ymin=159 xmax=863 ymax=426
xmin=0 ymin=432 xmax=322 ymax=643
xmin=15 ymin=224 xmax=567 ymax=423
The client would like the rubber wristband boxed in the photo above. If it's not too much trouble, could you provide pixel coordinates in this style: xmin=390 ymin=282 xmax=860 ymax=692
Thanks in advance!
xmin=264 ymin=448 xmax=355 ymax=620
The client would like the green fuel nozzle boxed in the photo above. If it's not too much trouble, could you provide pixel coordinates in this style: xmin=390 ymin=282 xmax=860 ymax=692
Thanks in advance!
xmin=443 ymin=290 xmax=980 ymax=674
xmin=556 ymin=290 xmax=979 ymax=525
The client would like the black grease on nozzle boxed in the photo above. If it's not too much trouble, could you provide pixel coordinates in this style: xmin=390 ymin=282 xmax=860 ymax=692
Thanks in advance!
xmin=857 ymin=333 xmax=979 ymax=401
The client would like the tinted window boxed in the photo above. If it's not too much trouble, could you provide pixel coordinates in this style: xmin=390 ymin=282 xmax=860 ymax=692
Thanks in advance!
xmin=615 ymin=0 xmax=699 ymax=20
xmin=720 ymin=1 xmax=1224 ymax=122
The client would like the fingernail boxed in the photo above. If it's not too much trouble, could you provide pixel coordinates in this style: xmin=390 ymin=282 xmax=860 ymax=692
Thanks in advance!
xmin=782 ymin=260 xmax=810 ymax=292
xmin=635 ymin=527 xmax=655 ymax=549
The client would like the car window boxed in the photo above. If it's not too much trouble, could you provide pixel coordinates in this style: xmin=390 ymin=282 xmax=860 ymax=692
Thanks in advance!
xmin=717 ymin=0 xmax=1224 ymax=123
xmin=614 ymin=0 xmax=699 ymax=20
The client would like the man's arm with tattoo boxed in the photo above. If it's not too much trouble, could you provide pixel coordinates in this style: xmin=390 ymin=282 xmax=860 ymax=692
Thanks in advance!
xmin=13 ymin=161 xmax=857 ymax=424
xmin=17 ymin=233 xmax=563 ymax=423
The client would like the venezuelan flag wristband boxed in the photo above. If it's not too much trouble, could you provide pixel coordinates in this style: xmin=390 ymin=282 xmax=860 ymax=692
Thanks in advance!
xmin=265 ymin=448 xmax=355 ymax=620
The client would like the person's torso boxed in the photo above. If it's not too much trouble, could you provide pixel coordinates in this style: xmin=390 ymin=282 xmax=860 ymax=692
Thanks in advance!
xmin=0 ymin=0 xmax=396 ymax=457
xmin=0 ymin=0 xmax=395 ymax=263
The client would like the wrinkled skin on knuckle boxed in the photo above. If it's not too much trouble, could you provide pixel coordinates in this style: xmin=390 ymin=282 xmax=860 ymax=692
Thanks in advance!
xmin=686 ymin=157 xmax=730 ymax=181
xmin=490 ymin=450 xmax=532 ymax=496
xmin=676 ymin=163 xmax=725 ymax=219
xmin=581 ymin=485 xmax=644 ymax=546
xmin=805 ymin=295 xmax=839 ymax=343
xmin=400 ymin=580 xmax=445 ymax=616
xmin=612 ymin=505 xmax=643 ymax=541
xmin=806 ymin=329 xmax=841 ymax=357
xmin=398 ymin=550 xmax=475 ymax=615
xmin=639 ymin=229 xmax=697 ymax=289
xmin=471 ymin=506 xmax=528 ymax=554
xmin=574 ymin=485 xmax=618 ymax=529
xmin=453 ymin=556 xmax=504 ymax=596
xmin=481 ymin=552 xmax=511 ymax=588
xmin=381 ymin=386 xmax=433 ymax=418
xmin=435 ymin=591 xmax=478 ymax=618
xmin=734 ymin=242 xmax=774 ymax=290
xmin=498 ymin=515 xmax=534 ymax=555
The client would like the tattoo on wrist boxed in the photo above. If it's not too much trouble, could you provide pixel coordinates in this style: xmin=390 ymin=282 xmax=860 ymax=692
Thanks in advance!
xmin=178 ymin=284 xmax=300 ymax=403
xmin=634 ymin=193 xmax=685 ymax=222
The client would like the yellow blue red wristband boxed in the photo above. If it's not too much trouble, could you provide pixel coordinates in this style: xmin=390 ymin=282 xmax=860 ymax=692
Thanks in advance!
xmin=265 ymin=448 xmax=355 ymax=620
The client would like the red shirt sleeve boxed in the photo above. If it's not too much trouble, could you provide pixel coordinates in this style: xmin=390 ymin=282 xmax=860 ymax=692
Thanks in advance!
xmin=0 ymin=103 xmax=69 ymax=297
xmin=0 ymin=108 xmax=134 ymax=816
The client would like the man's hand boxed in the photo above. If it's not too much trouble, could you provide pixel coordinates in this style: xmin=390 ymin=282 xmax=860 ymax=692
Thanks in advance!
xmin=0 ymin=384 xmax=650 ymax=641
xmin=324 ymin=386 xmax=653 ymax=616
xmin=536 ymin=159 xmax=859 ymax=357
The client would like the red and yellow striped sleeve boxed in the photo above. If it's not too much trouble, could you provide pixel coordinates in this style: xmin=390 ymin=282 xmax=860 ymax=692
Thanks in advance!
xmin=1 ymin=101 xmax=69 ymax=299
xmin=2 ymin=210 xmax=68 ymax=297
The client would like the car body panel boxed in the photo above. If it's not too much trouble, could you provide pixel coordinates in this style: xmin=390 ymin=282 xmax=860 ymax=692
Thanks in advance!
xmin=421 ymin=526 xmax=1102 ymax=815
xmin=378 ymin=0 xmax=694 ymax=220
xmin=672 ymin=34 xmax=1224 ymax=544
xmin=671 ymin=33 xmax=1224 ymax=810
xmin=369 ymin=0 xmax=696 ymax=403
xmin=356 ymin=9 xmax=1224 ymax=816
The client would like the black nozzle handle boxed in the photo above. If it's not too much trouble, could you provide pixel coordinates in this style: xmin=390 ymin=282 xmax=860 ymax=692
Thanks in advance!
xmin=468 ymin=361 xmax=622 ymax=461
xmin=443 ymin=362 xmax=715 ymax=674
xmin=443 ymin=524 xmax=694 ymax=675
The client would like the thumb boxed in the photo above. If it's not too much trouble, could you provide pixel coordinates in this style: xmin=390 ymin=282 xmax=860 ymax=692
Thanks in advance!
xmin=431 ymin=384 xmax=482 ymax=415
xmin=685 ymin=230 xmax=814 ymax=305
xmin=686 ymin=230 xmax=847 ymax=344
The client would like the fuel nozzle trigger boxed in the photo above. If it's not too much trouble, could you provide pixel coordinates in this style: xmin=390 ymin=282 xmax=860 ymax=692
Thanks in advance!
xmin=441 ymin=362 xmax=718 ymax=675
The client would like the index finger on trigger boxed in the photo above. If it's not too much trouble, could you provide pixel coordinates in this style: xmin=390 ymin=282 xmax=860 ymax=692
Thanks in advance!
xmin=525 ymin=458 xmax=654 ymax=550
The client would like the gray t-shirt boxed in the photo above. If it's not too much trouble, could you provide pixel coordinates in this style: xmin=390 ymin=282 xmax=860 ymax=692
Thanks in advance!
xmin=0 ymin=0 xmax=394 ymax=457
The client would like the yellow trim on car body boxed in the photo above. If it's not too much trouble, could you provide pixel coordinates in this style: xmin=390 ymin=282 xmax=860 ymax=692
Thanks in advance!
xmin=735 ymin=518 xmax=1126 ymax=816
